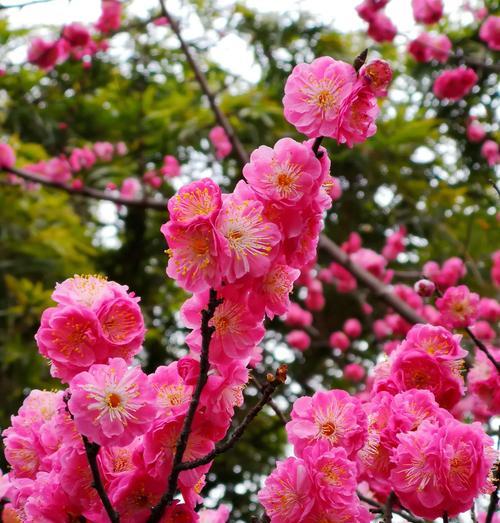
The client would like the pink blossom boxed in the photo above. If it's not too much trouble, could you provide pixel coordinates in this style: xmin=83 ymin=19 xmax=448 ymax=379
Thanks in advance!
xmin=389 ymin=348 xmax=464 ymax=409
xmin=215 ymin=184 xmax=281 ymax=282
xmin=422 ymin=257 xmax=466 ymax=289
xmin=120 ymin=177 xmax=141 ymax=200
xmin=35 ymin=305 xmax=102 ymax=382
xmin=336 ymin=83 xmax=380 ymax=147
xmin=44 ymin=157 xmax=72 ymax=183
xmin=329 ymin=262 xmax=357 ymax=292
xmin=351 ymin=248 xmax=388 ymax=281
xmin=481 ymin=139 xmax=499 ymax=166
xmin=115 ymin=141 xmax=127 ymax=155
xmin=62 ymin=23 xmax=91 ymax=48
xmin=344 ymin=363 xmax=365 ymax=382
xmin=412 ymin=0 xmax=443 ymax=24
xmin=95 ymin=0 xmax=121 ymax=33
xmin=0 ymin=143 xmax=15 ymax=169
xmin=153 ymin=16 xmax=169 ymax=27
xmin=479 ymin=16 xmax=500 ymax=51
xmin=69 ymin=358 xmax=156 ymax=446
xmin=286 ymin=389 xmax=367 ymax=458
xmin=390 ymin=419 xmax=495 ymax=519
xmin=302 ymin=444 xmax=357 ymax=509
xmin=329 ymin=331 xmax=350 ymax=351
xmin=182 ymin=289 xmax=265 ymax=364
xmin=414 ymin=278 xmax=436 ymax=297
xmin=284 ymin=301 xmax=313 ymax=327
xmin=161 ymin=155 xmax=180 ymax=178
xmin=167 ymin=178 xmax=222 ymax=226
xmin=94 ymin=141 xmax=114 ymax=161
xmin=367 ymin=11 xmax=397 ymax=42
xmin=436 ymin=285 xmax=480 ymax=328
xmin=27 ymin=37 xmax=65 ymax=71
xmin=258 ymin=457 xmax=315 ymax=522
xmin=243 ymin=138 xmax=322 ymax=204
xmin=209 ymin=126 xmax=232 ymax=159
xmin=356 ymin=0 xmax=390 ymax=22
xmin=478 ymin=297 xmax=500 ymax=321
xmin=199 ymin=505 xmax=231 ymax=523
xmin=256 ymin=263 xmax=301 ymax=318
xmin=399 ymin=323 xmax=467 ymax=361
xmin=468 ymin=347 xmax=500 ymax=417
xmin=343 ymin=318 xmax=362 ymax=338
xmin=69 ymin=147 xmax=96 ymax=171
xmin=492 ymin=251 xmax=500 ymax=287
xmin=433 ymin=67 xmax=478 ymax=101
xmin=286 ymin=330 xmax=311 ymax=351
xmin=283 ymin=57 xmax=357 ymax=139
xmin=360 ymin=59 xmax=393 ymax=97
xmin=382 ymin=226 xmax=406 ymax=260
xmin=408 ymin=32 xmax=452 ymax=63
xmin=466 ymin=117 xmax=486 ymax=142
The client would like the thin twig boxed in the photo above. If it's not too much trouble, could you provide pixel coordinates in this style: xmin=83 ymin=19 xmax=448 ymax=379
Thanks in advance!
xmin=465 ymin=326 xmax=500 ymax=373
xmin=0 ymin=0 xmax=53 ymax=9
xmin=253 ymin=374 xmax=288 ymax=425
xmin=384 ymin=492 xmax=395 ymax=523
xmin=357 ymin=492 xmax=425 ymax=523
xmin=63 ymin=394 xmax=119 ymax=523
xmin=147 ymin=288 xmax=222 ymax=523
xmin=443 ymin=512 xmax=449 ymax=523
xmin=157 ymin=0 xmax=249 ymax=167
xmin=485 ymin=462 xmax=499 ymax=523
xmin=2 ymin=166 xmax=167 ymax=210
xmin=81 ymin=436 xmax=120 ymax=523
xmin=177 ymin=366 xmax=287 ymax=471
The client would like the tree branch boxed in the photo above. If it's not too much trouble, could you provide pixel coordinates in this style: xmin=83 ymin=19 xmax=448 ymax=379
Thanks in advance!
xmin=157 ymin=0 xmax=249 ymax=167
xmin=486 ymin=462 xmax=499 ymax=523
xmin=0 ymin=0 xmax=54 ymax=9
xmin=63 ymin=394 xmax=119 ymax=523
xmin=357 ymin=492 xmax=424 ymax=523
xmin=384 ymin=491 xmax=395 ymax=523
xmin=81 ymin=436 xmax=120 ymax=523
xmin=147 ymin=288 xmax=222 ymax=523
xmin=177 ymin=366 xmax=287 ymax=472
xmin=2 ymin=166 xmax=167 ymax=210
xmin=442 ymin=512 xmax=449 ymax=523
xmin=318 ymin=234 xmax=425 ymax=325
xmin=253 ymin=374 xmax=288 ymax=425
xmin=465 ymin=326 xmax=500 ymax=373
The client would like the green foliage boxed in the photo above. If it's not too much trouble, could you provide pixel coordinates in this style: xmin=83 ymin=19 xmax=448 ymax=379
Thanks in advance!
xmin=0 ymin=2 xmax=498 ymax=519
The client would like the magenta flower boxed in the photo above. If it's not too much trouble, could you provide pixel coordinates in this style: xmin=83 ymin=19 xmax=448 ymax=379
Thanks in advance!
xmin=412 ymin=0 xmax=443 ymax=24
xmin=286 ymin=389 xmax=367 ymax=458
xmin=436 ymin=285 xmax=480 ymax=328
xmin=433 ymin=67 xmax=478 ymax=101
xmin=283 ymin=57 xmax=357 ymax=139
xmin=286 ymin=330 xmax=311 ymax=351
xmin=0 ymin=143 xmax=15 ymax=169
xmin=258 ymin=457 xmax=315 ymax=522
xmin=68 ymin=358 xmax=156 ymax=447
xmin=399 ymin=324 xmax=467 ymax=361
xmin=479 ymin=16 xmax=500 ymax=51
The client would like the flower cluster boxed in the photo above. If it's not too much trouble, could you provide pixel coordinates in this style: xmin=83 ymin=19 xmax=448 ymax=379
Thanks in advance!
xmin=259 ymin=389 xmax=371 ymax=522
xmin=208 ymin=126 xmax=232 ymax=159
xmin=408 ymin=32 xmax=452 ymax=63
xmin=433 ymin=66 xmax=478 ymax=101
xmin=356 ymin=1 xmax=397 ymax=43
xmin=283 ymin=56 xmax=392 ymax=146
xmin=27 ymin=1 xmax=121 ymax=71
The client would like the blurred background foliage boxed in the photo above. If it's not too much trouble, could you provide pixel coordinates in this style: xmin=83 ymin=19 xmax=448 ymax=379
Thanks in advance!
xmin=0 ymin=0 xmax=498 ymax=519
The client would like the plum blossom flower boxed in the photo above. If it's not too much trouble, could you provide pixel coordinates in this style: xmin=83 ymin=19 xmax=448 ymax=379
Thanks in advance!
xmin=436 ymin=285 xmax=480 ymax=328
xmin=286 ymin=330 xmax=311 ymax=351
xmin=412 ymin=0 xmax=443 ymax=24
xmin=283 ymin=57 xmax=357 ymax=139
xmin=209 ymin=126 xmax=232 ymax=159
xmin=27 ymin=38 xmax=65 ymax=71
xmin=0 ymin=143 xmax=15 ymax=169
xmin=68 ymin=358 xmax=156 ymax=446
xmin=466 ymin=117 xmax=486 ymax=143
xmin=161 ymin=154 xmax=181 ymax=178
xmin=243 ymin=138 xmax=322 ymax=204
xmin=258 ymin=457 xmax=315 ymax=522
xmin=215 ymin=183 xmax=281 ymax=282
xmin=479 ymin=16 xmax=500 ymax=51
xmin=367 ymin=11 xmax=397 ymax=42
xmin=286 ymin=389 xmax=367 ymax=458
xmin=433 ymin=67 xmax=478 ymax=101
xmin=481 ymin=139 xmax=499 ymax=166
xmin=95 ymin=0 xmax=121 ymax=33
xmin=344 ymin=363 xmax=365 ymax=382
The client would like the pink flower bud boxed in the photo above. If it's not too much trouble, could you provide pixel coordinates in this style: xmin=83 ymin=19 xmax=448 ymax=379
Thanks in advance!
xmin=414 ymin=279 xmax=436 ymax=297
xmin=329 ymin=331 xmax=350 ymax=351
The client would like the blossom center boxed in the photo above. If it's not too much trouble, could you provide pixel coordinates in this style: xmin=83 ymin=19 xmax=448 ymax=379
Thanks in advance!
xmin=107 ymin=392 xmax=122 ymax=408
xmin=320 ymin=421 xmax=337 ymax=437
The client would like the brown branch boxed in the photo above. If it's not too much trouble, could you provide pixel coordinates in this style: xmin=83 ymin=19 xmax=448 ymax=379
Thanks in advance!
xmin=147 ymin=288 xmax=222 ymax=523
xmin=357 ymin=492 xmax=424 ymax=523
xmin=253 ymin=374 xmax=288 ymax=425
xmin=486 ymin=462 xmax=499 ymax=523
xmin=465 ymin=326 xmax=500 ymax=373
xmin=157 ymin=0 xmax=249 ymax=167
xmin=442 ymin=512 xmax=449 ymax=523
xmin=384 ymin=492 xmax=395 ymax=523
xmin=63 ymin=394 xmax=119 ymax=523
xmin=318 ymin=231 xmax=425 ymax=325
xmin=0 ymin=0 xmax=54 ymax=8
xmin=177 ymin=366 xmax=287 ymax=472
xmin=81 ymin=436 xmax=120 ymax=523
xmin=2 ymin=166 xmax=167 ymax=210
